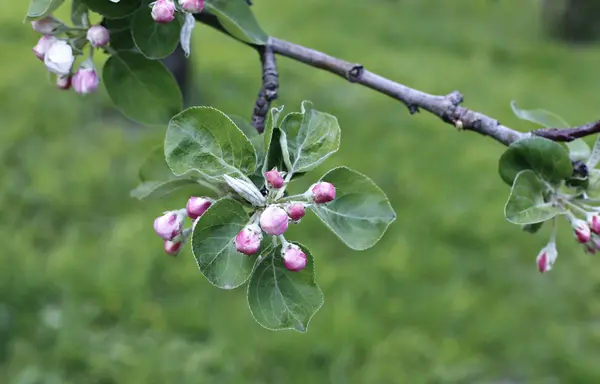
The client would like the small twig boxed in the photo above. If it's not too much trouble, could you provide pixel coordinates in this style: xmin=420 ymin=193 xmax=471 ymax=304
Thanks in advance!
xmin=532 ymin=121 xmax=600 ymax=142
xmin=251 ymin=41 xmax=279 ymax=133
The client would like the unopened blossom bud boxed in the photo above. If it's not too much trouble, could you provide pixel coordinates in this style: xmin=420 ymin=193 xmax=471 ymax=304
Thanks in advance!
xmin=265 ymin=168 xmax=284 ymax=189
xmin=179 ymin=0 xmax=204 ymax=13
xmin=72 ymin=65 xmax=99 ymax=95
xmin=186 ymin=196 xmax=212 ymax=219
xmin=536 ymin=242 xmax=557 ymax=273
xmin=287 ymin=203 xmax=306 ymax=222
xmin=572 ymin=219 xmax=591 ymax=243
xmin=31 ymin=16 xmax=61 ymax=34
xmin=282 ymin=244 xmax=307 ymax=272
xmin=164 ymin=240 xmax=182 ymax=256
xmin=588 ymin=214 xmax=600 ymax=235
xmin=259 ymin=206 xmax=289 ymax=235
xmin=33 ymin=35 xmax=56 ymax=60
xmin=86 ymin=25 xmax=110 ymax=47
xmin=56 ymin=74 xmax=71 ymax=90
xmin=154 ymin=210 xmax=184 ymax=241
xmin=44 ymin=40 xmax=74 ymax=76
xmin=151 ymin=0 xmax=176 ymax=23
xmin=311 ymin=182 xmax=336 ymax=204
xmin=235 ymin=224 xmax=262 ymax=255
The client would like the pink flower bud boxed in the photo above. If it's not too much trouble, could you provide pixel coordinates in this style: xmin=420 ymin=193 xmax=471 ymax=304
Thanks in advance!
xmin=86 ymin=25 xmax=110 ymax=47
xmin=151 ymin=0 xmax=176 ymax=23
xmin=589 ymin=214 xmax=600 ymax=235
xmin=179 ymin=0 xmax=204 ymax=13
xmin=287 ymin=203 xmax=306 ymax=222
xmin=536 ymin=242 xmax=557 ymax=273
xmin=56 ymin=74 xmax=71 ymax=90
xmin=265 ymin=168 xmax=284 ymax=189
xmin=282 ymin=244 xmax=307 ymax=272
xmin=31 ymin=16 xmax=61 ymax=34
xmin=33 ymin=35 xmax=56 ymax=61
xmin=186 ymin=196 xmax=212 ymax=219
xmin=259 ymin=206 xmax=289 ymax=235
xmin=164 ymin=240 xmax=182 ymax=256
xmin=311 ymin=182 xmax=336 ymax=204
xmin=573 ymin=219 xmax=591 ymax=243
xmin=235 ymin=224 xmax=262 ymax=255
xmin=72 ymin=67 xmax=99 ymax=95
xmin=44 ymin=40 xmax=74 ymax=76
xmin=154 ymin=211 xmax=184 ymax=241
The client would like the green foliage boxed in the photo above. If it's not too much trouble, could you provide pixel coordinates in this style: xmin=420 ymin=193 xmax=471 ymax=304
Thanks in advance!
xmin=82 ymin=0 xmax=142 ymax=19
xmin=26 ymin=0 xmax=65 ymax=21
xmin=205 ymin=0 xmax=268 ymax=45
xmin=131 ymin=8 xmax=183 ymax=59
xmin=504 ymin=170 xmax=565 ymax=224
xmin=103 ymin=52 xmax=183 ymax=125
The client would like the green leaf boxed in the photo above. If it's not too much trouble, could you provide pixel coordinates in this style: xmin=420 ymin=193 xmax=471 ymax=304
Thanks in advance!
xmin=131 ymin=8 xmax=182 ymax=59
xmin=71 ymin=0 xmax=87 ymax=26
xmin=523 ymin=222 xmax=544 ymax=234
xmin=103 ymin=17 xmax=136 ymax=52
xmin=228 ymin=114 xmax=265 ymax=166
xmin=586 ymin=169 xmax=600 ymax=199
xmin=587 ymin=136 xmax=600 ymax=169
xmin=191 ymin=198 xmax=254 ymax=289
xmin=164 ymin=107 xmax=257 ymax=181
xmin=205 ymin=0 xmax=268 ymax=45
xmin=510 ymin=100 xmax=590 ymax=161
xmin=26 ymin=0 xmax=64 ymax=21
xmin=247 ymin=242 xmax=324 ymax=332
xmin=82 ymin=0 xmax=142 ymax=19
xmin=310 ymin=166 xmax=396 ymax=250
xmin=504 ymin=170 xmax=565 ymax=224
xmin=498 ymin=137 xmax=573 ymax=186
xmin=103 ymin=52 xmax=182 ymax=125
xmin=280 ymin=101 xmax=341 ymax=174
xmin=261 ymin=105 xmax=285 ymax=171
xmin=130 ymin=179 xmax=200 ymax=200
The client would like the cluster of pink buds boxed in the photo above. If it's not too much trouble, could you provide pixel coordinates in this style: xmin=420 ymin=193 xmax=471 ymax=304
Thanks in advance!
xmin=31 ymin=16 xmax=106 ymax=94
xmin=232 ymin=167 xmax=336 ymax=272
xmin=150 ymin=0 xmax=204 ymax=23
xmin=153 ymin=196 xmax=213 ymax=256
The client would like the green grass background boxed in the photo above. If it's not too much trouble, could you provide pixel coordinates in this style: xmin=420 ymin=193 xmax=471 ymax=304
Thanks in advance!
xmin=2 ymin=0 xmax=600 ymax=382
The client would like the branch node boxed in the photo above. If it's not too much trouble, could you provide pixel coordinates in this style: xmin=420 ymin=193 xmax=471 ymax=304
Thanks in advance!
xmin=408 ymin=105 xmax=420 ymax=115
xmin=348 ymin=64 xmax=364 ymax=82
xmin=251 ymin=42 xmax=280 ymax=133
xmin=446 ymin=91 xmax=464 ymax=106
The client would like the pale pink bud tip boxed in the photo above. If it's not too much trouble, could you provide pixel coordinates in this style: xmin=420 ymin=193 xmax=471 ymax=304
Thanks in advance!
xmin=235 ymin=224 xmax=262 ymax=255
xmin=72 ymin=68 xmax=99 ymax=94
xmin=44 ymin=40 xmax=74 ymax=76
xmin=164 ymin=240 xmax=182 ymax=256
xmin=282 ymin=245 xmax=307 ymax=272
xmin=589 ymin=214 xmax=600 ymax=235
xmin=56 ymin=75 xmax=71 ymax=90
xmin=536 ymin=243 xmax=557 ymax=273
xmin=31 ymin=16 xmax=61 ymax=34
xmin=154 ymin=212 xmax=183 ymax=241
xmin=86 ymin=25 xmax=110 ymax=47
xmin=151 ymin=0 xmax=176 ymax=23
xmin=179 ymin=0 xmax=204 ymax=13
xmin=259 ymin=206 xmax=289 ymax=235
xmin=186 ymin=196 xmax=212 ymax=219
xmin=265 ymin=168 xmax=284 ymax=189
xmin=573 ymin=219 xmax=591 ymax=243
xmin=287 ymin=203 xmax=306 ymax=222
xmin=33 ymin=35 xmax=56 ymax=61
xmin=311 ymin=182 xmax=336 ymax=204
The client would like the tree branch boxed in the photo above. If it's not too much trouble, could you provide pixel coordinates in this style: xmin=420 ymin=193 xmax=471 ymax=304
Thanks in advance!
xmin=194 ymin=14 xmax=600 ymax=147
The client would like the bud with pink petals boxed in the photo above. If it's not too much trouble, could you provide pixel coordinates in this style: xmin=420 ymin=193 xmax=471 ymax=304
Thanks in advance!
xmin=56 ymin=74 xmax=71 ymax=90
xmin=282 ymin=244 xmax=307 ymax=272
xmin=186 ymin=196 xmax=212 ymax=219
xmin=179 ymin=0 xmax=204 ymax=13
xmin=164 ymin=240 xmax=182 ymax=256
xmin=235 ymin=224 xmax=263 ymax=255
xmin=265 ymin=168 xmax=284 ymax=189
xmin=536 ymin=242 xmax=557 ymax=273
xmin=588 ymin=213 xmax=600 ymax=235
xmin=154 ymin=210 xmax=185 ymax=241
xmin=72 ymin=61 xmax=99 ymax=95
xmin=287 ymin=203 xmax=306 ymax=222
xmin=31 ymin=16 xmax=61 ymax=34
xmin=151 ymin=0 xmax=176 ymax=23
xmin=86 ymin=25 xmax=110 ymax=47
xmin=33 ymin=35 xmax=56 ymax=61
xmin=260 ymin=206 xmax=289 ymax=235
xmin=310 ymin=182 xmax=336 ymax=204
xmin=572 ymin=219 xmax=591 ymax=243
xmin=44 ymin=40 xmax=74 ymax=76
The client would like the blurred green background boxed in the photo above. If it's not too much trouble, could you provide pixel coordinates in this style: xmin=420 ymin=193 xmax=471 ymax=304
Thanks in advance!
xmin=2 ymin=0 xmax=600 ymax=383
